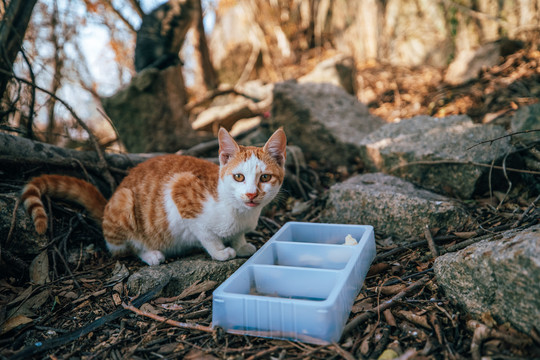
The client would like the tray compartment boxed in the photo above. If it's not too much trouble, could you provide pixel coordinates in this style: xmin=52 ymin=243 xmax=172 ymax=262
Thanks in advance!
xmin=221 ymin=265 xmax=338 ymax=301
xmin=214 ymin=265 xmax=345 ymax=343
xmin=254 ymin=242 xmax=352 ymax=270
xmin=274 ymin=222 xmax=369 ymax=245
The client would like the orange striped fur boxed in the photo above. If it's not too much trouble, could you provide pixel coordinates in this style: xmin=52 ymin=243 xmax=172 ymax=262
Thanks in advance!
xmin=21 ymin=128 xmax=286 ymax=265
xmin=21 ymin=175 xmax=106 ymax=235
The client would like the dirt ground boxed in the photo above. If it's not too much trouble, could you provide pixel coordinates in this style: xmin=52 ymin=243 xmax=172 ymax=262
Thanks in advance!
xmin=1 ymin=48 xmax=539 ymax=359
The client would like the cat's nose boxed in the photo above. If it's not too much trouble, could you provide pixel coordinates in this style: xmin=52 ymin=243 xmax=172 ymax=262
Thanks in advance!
xmin=245 ymin=192 xmax=257 ymax=200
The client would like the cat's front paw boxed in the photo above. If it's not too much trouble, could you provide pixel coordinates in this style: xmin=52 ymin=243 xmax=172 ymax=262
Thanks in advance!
xmin=235 ymin=243 xmax=256 ymax=257
xmin=212 ymin=247 xmax=236 ymax=261
xmin=140 ymin=250 xmax=165 ymax=266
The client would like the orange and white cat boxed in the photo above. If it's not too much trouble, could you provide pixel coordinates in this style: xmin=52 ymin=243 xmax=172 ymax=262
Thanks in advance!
xmin=22 ymin=128 xmax=286 ymax=265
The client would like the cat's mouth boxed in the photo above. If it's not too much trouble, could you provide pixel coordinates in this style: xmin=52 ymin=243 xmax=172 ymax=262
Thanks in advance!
xmin=244 ymin=200 xmax=259 ymax=207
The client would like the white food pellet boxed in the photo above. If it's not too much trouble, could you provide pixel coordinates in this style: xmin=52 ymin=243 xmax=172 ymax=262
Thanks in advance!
xmin=344 ymin=234 xmax=358 ymax=245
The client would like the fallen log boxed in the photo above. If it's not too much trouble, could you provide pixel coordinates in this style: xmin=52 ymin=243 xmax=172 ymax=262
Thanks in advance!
xmin=0 ymin=132 xmax=155 ymax=196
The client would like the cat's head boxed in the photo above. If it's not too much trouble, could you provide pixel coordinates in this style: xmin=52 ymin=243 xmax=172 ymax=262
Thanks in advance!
xmin=218 ymin=128 xmax=287 ymax=210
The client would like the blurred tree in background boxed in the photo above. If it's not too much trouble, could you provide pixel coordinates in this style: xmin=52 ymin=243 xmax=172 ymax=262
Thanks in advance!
xmin=211 ymin=0 xmax=538 ymax=83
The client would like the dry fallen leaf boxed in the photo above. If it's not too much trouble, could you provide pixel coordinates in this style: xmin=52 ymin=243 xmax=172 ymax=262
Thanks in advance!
xmin=7 ymin=285 xmax=33 ymax=306
xmin=30 ymin=251 xmax=50 ymax=285
xmin=0 ymin=314 xmax=33 ymax=335
xmin=106 ymin=261 xmax=130 ymax=286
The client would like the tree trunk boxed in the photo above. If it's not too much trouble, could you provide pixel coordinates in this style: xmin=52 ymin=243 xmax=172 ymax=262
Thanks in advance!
xmin=0 ymin=0 xmax=38 ymax=99
xmin=194 ymin=0 xmax=219 ymax=91
xmin=46 ymin=1 xmax=63 ymax=143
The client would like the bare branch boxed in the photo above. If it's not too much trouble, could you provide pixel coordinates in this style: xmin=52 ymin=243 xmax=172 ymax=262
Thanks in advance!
xmin=0 ymin=68 xmax=117 ymax=193
xmin=467 ymin=129 xmax=540 ymax=150
xmin=19 ymin=48 xmax=36 ymax=139
xmin=102 ymin=0 xmax=136 ymax=33
xmin=194 ymin=0 xmax=218 ymax=90
xmin=0 ymin=0 xmax=38 ymax=98
xmin=122 ymin=302 xmax=214 ymax=333
xmin=126 ymin=0 xmax=144 ymax=18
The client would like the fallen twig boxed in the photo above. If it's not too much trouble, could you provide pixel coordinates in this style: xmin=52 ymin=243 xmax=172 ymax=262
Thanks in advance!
xmin=0 ymin=69 xmax=117 ymax=193
xmin=331 ymin=342 xmax=356 ymax=360
xmin=466 ymin=129 xmax=540 ymax=150
xmin=374 ymin=240 xmax=427 ymax=262
xmin=513 ymin=193 xmax=540 ymax=227
xmin=245 ymin=345 xmax=281 ymax=360
xmin=424 ymin=225 xmax=439 ymax=257
xmin=122 ymin=302 xmax=214 ymax=333
xmin=53 ymin=245 xmax=80 ymax=289
xmin=381 ymin=268 xmax=433 ymax=287
xmin=342 ymin=275 xmax=431 ymax=336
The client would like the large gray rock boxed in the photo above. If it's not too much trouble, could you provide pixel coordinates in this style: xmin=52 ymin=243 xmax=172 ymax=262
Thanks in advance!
xmin=434 ymin=225 xmax=540 ymax=333
xmin=298 ymin=54 xmax=356 ymax=95
xmin=511 ymin=103 xmax=540 ymax=144
xmin=320 ymin=173 xmax=473 ymax=240
xmin=510 ymin=104 xmax=540 ymax=175
xmin=357 ymin=115 xmax=514 ymax=199
xmin=127 ymin=255 xmax=245 ymax=297
xmin=271 ymin=81 xmax=384 ymax=169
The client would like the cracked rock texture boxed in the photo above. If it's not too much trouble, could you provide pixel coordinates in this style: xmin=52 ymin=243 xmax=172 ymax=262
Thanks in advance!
xmin=321 ymin=172 xmax=473 ymax=240
xmin=357 ymin=115 xmax=514 ymax=199
xmin=434 ymin=225 xmax=540 ymax=333
xmin=127 ymin=255 xmax=245 ymax=297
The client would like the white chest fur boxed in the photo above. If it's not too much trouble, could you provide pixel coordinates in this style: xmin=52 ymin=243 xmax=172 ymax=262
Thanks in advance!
xmin=162 ymin=179 xmax=262 ymax=255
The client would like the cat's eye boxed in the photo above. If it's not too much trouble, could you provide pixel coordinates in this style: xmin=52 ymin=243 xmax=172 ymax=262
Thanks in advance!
xmin=233 ymin=174 xmax=245 ymax=182
xmin=260 ymin=174 xmax=272 ymax=182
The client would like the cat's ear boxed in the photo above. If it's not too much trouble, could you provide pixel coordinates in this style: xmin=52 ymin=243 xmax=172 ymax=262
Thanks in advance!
xmin=263 ymin=128 xmax=287 ymax=166
xmin=218 ymin=128 xmax=240 ymax=165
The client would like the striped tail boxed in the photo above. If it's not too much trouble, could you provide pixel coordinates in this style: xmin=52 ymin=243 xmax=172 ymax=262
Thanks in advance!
xmin=21 ymin=175 xmax=107 ymax=235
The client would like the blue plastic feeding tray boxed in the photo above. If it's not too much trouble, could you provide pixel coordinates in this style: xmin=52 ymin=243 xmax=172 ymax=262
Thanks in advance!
xmin=212 ymin=222 xmax=376 ymax=344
